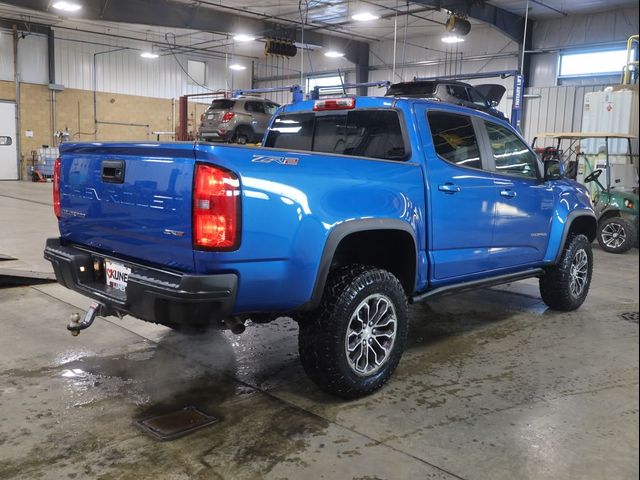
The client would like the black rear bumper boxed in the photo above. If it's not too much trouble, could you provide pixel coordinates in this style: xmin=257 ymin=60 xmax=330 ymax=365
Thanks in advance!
xmin=44 ymin=238 xmax=237 ymax=328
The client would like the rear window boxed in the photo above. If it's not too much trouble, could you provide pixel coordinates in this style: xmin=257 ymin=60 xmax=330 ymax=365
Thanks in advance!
xmin=208 ymin=99 xmax=235 ymax=110
xmin=427 ymin=111 xmax=482 ymax=170
xmin=264 ymin=110 xmax=406 ymax=161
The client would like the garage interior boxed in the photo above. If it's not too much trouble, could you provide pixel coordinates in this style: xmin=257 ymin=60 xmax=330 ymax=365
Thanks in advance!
xmin=0 ymin=0 xmax=638 ymax=479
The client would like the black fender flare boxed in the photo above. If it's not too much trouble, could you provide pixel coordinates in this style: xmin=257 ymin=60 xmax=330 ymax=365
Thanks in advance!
xmin=300 ymin=218 xmax=418 ymax=311
xmin=552 ymin=210 xmax=597 ymax=264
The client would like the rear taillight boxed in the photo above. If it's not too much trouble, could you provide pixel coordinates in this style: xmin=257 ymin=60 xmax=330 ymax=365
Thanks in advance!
xmin=313 ymin=98 xmax=355 ymax=111
xmin=200 ymin=113 xmax=205 ymax=122
xmin=53 ymin=157 xmax=61 ymax=218
xmin=193 ymin=164 xmax=240 ymax=250
xmin=221 ymin=111 xmax=235 ymax=123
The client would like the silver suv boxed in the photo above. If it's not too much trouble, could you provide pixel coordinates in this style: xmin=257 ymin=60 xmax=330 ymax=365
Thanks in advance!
xmin=199 ymin=97 xmax=280 ymax=144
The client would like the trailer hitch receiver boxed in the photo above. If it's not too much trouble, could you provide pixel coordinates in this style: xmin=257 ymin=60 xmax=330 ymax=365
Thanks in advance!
xmin=67 ymin=301 xmax=106 ymax=336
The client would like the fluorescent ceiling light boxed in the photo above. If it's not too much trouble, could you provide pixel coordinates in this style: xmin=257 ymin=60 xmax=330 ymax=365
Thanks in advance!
xmin=229 ymin=64 xmax=246 ymax=71
xmin=324 ymin=51 xmax=345 ymax=58
xmin=234 ymin=34 xmax=256 ymax=42
xmin=352 ymin=12 xmax=379 ymax=21
xmin=140 ymin=52 xmax=159 ymax=59
xmin=442 ymin=35 xmax=464 ymax=44
xmin=52 ymin=1 xmax=82 ymax=12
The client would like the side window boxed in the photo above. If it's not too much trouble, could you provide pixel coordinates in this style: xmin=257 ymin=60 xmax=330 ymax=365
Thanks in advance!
xmin=264 ymin=113 xmax=314 ymax=150
xmin=485 ymin=122 xmax=539 ymax=179
xmin=264 ymin=103 xmax=279 ymax=115
xmin=245 ymin=102 xmax=264 ymax=113
xmin=427 ymin=111 xmax=482 ymax=170
xmin=467 ymin=88 xmax=489 ymax=107
xmin=341 ymin=110 xmax=406 ymax=160
xmin=446 ymin=84 xmax=469 ymax=101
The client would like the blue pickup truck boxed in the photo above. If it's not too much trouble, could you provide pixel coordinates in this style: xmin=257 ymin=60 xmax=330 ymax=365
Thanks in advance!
xmin=44 ymin=95 xmax=597 ymax=398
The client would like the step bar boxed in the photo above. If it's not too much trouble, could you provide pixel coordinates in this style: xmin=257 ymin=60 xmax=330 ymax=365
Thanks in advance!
xmin=410 ymin=268 xmax=545 ymax=304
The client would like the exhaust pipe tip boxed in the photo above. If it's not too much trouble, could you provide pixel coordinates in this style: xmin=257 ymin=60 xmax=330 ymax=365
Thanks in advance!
xmin=230 ymin=323 xmax=246 ymax=335
xmin=225 ymin=317 xmax=246 ymax=335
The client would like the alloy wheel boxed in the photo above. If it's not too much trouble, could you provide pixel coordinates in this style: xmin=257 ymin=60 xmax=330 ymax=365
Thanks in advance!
xmin=569 ymin=248 xmax=589 ymax=298
xmin=601 ymin=222 xmax=627 ymax=250
xmin=345 ymin=294 xmax=397 ymax=376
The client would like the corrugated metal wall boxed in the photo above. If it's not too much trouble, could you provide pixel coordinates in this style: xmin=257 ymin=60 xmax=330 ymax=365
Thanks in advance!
xmin=54 ymin=32 xmax=251 ymax=99
xmin=0 ymin=28 xmax=251 ymax=99
xmin=521 ymin=84 xmax=614 ymax=145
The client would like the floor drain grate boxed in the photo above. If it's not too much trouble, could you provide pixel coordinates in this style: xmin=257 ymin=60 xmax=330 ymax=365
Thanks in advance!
xmin=619 ymin=311 xmax=639 ymax=323
xmin=135 ymin=407 xmax=219 ymax=441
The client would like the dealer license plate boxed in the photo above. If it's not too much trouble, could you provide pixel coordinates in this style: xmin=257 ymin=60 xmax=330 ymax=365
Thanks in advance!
xmin=105 ymin=259 xmax=131 ymax=292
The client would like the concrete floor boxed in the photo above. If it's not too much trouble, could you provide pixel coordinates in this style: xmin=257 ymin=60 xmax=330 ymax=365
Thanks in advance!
xmin=1 ymin=181 xmax=638 ymax=480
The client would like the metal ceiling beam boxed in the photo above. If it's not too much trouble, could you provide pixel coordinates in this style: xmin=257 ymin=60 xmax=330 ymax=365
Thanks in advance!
xmin=408 ymin=0 xmax=526 ymax=42
xmin=2 ymin=0 xmax=369 ymax=72
xmin=1 ymin=0 xmax=370 ymax=48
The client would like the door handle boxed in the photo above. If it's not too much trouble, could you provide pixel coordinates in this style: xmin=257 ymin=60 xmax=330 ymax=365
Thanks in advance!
xmin=438 ymin=183 xmax=461 ymax=194
xmin=101 ymin=160 xmax=125 ymax=183
xmin=500 ymin=189 xmax=517 ymax=199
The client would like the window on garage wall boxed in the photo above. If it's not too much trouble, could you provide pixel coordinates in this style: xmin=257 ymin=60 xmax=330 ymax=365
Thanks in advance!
xmin=187 ymin=60 xmax=206 ymax=86
xmin=306 ymin=74 xmax=345 ymax=96
xmin=558 ymin=47 xmax=628 ymax=84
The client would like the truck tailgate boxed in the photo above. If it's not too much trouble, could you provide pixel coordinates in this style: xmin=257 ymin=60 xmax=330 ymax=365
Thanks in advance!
xmin=58 ymin=143 xmax=196 ymax=272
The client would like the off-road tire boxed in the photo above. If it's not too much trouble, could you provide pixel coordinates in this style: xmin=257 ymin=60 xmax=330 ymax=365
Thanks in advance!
xmin=597 ymin=217 xmax=636 ymax=254
xmin=540 ymin=234 xmax=593 ymax=311
xmin=298 ymin=265 xmax=408 ymax=399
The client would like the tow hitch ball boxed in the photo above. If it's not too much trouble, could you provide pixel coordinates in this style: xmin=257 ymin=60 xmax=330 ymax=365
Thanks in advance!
xmin=68 ymin=302 xmax=105 ymax=336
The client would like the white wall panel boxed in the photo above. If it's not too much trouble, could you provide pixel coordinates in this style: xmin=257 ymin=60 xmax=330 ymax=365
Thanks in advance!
xmin=529 ymin=53 xmax=558 ymax=87
xmin=17 ymin=34 xmax=48 ymax=84
xmin=0 ymin=30 xmax=14 ymax=82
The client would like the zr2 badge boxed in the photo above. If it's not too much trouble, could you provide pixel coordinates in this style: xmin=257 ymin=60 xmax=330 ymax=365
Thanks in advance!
xmin=251 ymin=155 xmax=299 ymax=166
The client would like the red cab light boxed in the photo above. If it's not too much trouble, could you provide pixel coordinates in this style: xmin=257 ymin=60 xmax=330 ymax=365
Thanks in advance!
xmin=193 ymin=164 xmax=240 ymax=250
xmin=221 ymin=111 xmax=235 ymax=123
xmin=53 ymin=157 xmax=61 ymax=218
xmin=313 ymin=98 xmax=356 ymax=111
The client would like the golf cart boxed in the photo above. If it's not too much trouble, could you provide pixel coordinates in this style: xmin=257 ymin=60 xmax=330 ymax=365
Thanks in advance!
xmin=532 ymin=132 xmax=639 ymax=253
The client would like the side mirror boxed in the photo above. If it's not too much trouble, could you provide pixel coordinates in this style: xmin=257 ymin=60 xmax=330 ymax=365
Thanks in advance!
xmin=543 ymin=160 xmax=563 ymax=181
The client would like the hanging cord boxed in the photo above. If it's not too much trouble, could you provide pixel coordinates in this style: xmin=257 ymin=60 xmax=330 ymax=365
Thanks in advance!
xmin=399 ymin=0 xmax=409 ymax=81
xmin=164 ymin=32 xmax=218 ymax=92
xmin=392 ymin=0 xmax=399 ymax=82
xmin=298 ymin=0 xmax=309 ymax=88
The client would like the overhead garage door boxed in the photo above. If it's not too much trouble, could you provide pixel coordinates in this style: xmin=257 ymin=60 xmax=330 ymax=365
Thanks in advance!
xmin=0 ymin=102 xmax=18 ymax=180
